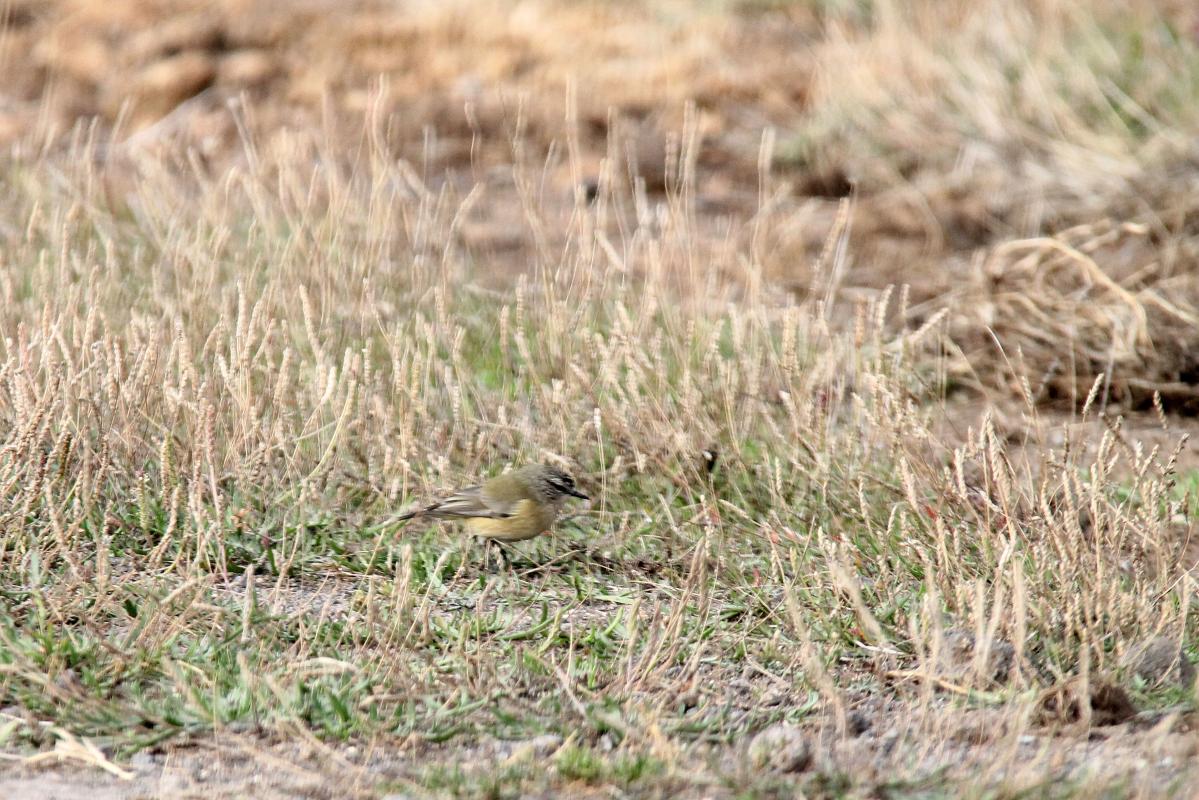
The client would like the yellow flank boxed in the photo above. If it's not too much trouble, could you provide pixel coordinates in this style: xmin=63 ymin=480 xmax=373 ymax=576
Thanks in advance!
xmin=465 ymin=499 xmax=556 ymax=542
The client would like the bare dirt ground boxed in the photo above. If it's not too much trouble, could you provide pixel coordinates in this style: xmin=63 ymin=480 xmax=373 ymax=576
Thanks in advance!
xmin=2 ymin=715 xmax=1197 ymax=799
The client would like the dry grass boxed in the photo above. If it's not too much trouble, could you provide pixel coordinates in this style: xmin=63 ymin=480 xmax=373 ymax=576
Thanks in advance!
xmin=0 ymin=1 xmax=1198 ymax=798
xmin=946 ymin=220 xmax=1199 ymax=411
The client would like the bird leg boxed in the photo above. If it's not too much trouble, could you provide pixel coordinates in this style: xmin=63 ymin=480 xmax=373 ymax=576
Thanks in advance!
xmin=494 ymin=541 xmax=513 ymax=571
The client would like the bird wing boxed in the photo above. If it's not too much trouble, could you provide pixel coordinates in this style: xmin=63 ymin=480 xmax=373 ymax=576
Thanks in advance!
xmin=413 ymin=484 xmax=516 ymax=520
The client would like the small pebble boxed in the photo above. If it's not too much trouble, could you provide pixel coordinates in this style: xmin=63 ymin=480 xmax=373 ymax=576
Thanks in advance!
xmin=746 ymin=723 xmax=812 ymax=773
xmin=528 ymin=734 xmax=563 ymax=757
xmin=1122 ymin=636 xmax=1195 ymax=688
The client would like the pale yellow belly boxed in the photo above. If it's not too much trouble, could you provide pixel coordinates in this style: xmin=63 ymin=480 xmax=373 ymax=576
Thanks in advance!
xmin=465 ymin=499 xmax=557 ymax=542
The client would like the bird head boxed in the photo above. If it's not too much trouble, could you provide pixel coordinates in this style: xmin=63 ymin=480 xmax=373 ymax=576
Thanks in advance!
xmin=524 ymin=464 xmax=589 ymax=503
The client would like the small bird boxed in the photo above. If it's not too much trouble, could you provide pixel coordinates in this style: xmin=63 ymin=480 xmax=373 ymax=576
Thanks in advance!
xmin=395 ymin=464 xmax=589 ymax=565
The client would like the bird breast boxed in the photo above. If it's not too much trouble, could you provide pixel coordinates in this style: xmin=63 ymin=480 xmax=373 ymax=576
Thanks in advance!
xmin=466 ymin=499 xmax=558 ymax=542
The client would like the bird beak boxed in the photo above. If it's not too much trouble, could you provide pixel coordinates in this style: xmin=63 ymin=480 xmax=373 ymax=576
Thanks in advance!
xmin=569 ymin=488 xmax=589 ymax=500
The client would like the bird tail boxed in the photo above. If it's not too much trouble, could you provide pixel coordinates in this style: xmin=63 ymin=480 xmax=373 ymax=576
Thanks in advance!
xmin=371 ymin=507 xmax=426 ymax=533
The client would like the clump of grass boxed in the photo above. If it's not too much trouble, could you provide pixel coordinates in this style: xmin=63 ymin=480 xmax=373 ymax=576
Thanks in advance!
xmin=944 ymin=221 xmax=1199 ymax=412
xmin=798 ymin=2 xmax=1199 ymax=191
